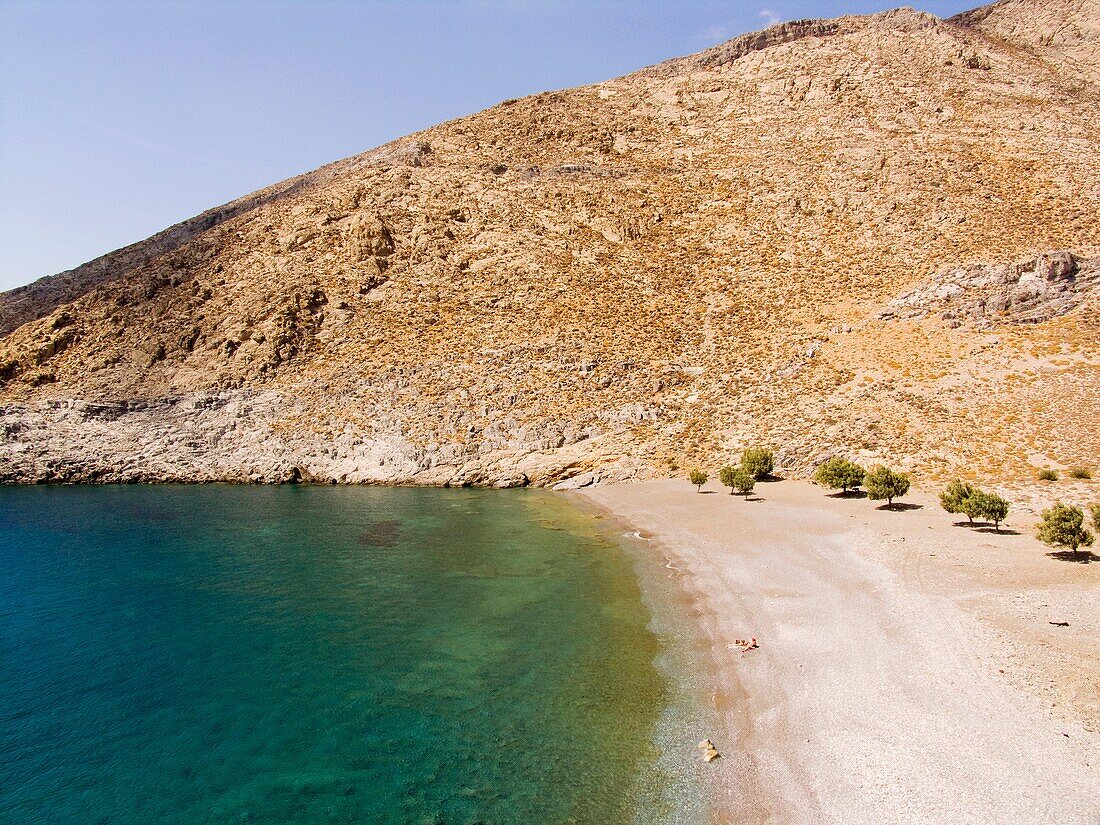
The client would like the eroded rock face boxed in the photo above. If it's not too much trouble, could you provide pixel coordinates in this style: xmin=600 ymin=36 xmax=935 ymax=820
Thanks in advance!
xmin=881 ymin=253 xmax=1099 ymax=328
xmin=2 ymin=0 xmax=1099 ymax=485
xmin=0 ymin=391 xmax=645 ymax=486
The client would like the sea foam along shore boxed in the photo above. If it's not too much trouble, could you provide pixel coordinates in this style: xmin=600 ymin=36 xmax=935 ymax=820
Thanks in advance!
xmin=578 ymin=478 xmax=1100 ymax=825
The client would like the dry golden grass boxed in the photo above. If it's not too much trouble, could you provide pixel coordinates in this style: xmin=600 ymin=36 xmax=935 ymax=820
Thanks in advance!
xmin=1 ymin=1 xmax=1098 ymax=485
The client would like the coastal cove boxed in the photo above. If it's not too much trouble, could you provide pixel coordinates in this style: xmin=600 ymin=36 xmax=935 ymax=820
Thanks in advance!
xmin=0 ymin=485 xmax=717 ymax=824
xmin=3 ymin=1 xmax=1100 ymax=823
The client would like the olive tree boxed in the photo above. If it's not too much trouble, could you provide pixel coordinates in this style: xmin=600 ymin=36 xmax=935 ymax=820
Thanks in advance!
xmin=718 ymin=465 xmax=735 ymax=494
xmin=815 ymin=457 xmax=866 ymax=494
xmin=688 ymin=469 xmax=708 ymax=493
xmin=939 ymin=480 xmax=978 ymax=522
xmin=719 ymin=465 xmax=755 ymax=496
xmin=864 ymin=465 xmax=910 ymax=507
xmin=1037 ymin=503 xmax=1094 ymax=558
xmin=718 ymin=465 xmax=738 ymax=494
xmin=729 ymin=466 xmax=755 ymax=496
xmin=974 ymin=491 xmax=1010 ymax=529
xmin=1090 ymin=502 xmax=1100 ymax=533
xmin=741 ymin=448 xmax=774 ymax=480
xmin=958 ymin=492 xmax=988 ymax=525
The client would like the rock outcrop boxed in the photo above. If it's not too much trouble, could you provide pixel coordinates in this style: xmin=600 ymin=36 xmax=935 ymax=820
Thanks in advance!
xmin=2 ymin=0 xmax=1099 ymax=485
xmin=881 ymin=252 xmax=1100 ymax=328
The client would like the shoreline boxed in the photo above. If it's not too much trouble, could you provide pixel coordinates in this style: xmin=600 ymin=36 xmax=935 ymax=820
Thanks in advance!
xmin=574 ymin=491 xmax=771 ymax=822
xmin=574 ymin=491 xmax=764 ymax=822
xmin=579 ymin=478 xmax=1100 ymax=824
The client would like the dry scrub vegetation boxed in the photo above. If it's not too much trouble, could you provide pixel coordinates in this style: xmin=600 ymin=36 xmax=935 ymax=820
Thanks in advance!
xmin=1 ymin=0 xmax=1098 ymax=486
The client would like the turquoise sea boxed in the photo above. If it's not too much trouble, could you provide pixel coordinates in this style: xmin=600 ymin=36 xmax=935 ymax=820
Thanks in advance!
xmin=0 ymin=486 xmax=712 ymax=824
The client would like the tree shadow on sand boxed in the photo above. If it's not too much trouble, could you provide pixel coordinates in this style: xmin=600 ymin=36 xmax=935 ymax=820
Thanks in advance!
xmin=1046 ymin=550 xmax=1099 ymax=564
xmin=875 ymin=502 xmax=923 ymax=512
xmin=744 ymin=495 xmax=766 ymax=502
xmin=827 ymin=490 xmax=867 ymax=499
xmin=954 ymin=520 xmax=1017 ymax=534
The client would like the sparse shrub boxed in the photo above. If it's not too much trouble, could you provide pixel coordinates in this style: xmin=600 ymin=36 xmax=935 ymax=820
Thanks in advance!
xmin=1037 ymin=503 xmax=1094 ymax=558
xmin=688 ymin=469 xmax=708 ymax=492
xmin=1037 ymin=469 xmax=1059 ymax=482
xmin=940 ymin=479 xmax=978 ymax=521
xmin=1069 ymin=467 xmax=1092 ymax=480
xmin=815 ymin=457 xmax=866 ymax=494
xmin=865 ymin=465 xmax=911 ymax=507
xmin=741 ymin=448 xmax=774 ymax=480
xmin=973 ymin=491 xmax=1010 ymax=529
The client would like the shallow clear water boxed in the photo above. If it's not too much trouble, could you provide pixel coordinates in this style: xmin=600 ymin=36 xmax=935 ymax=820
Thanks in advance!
xmin=0 ymin=486 xmax=705 ymax=824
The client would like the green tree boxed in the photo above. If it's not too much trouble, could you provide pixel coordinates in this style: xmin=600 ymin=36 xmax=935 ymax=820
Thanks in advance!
xmin=688 ymin=469 xmax=708 ymax=493
xmin=939 ymin=479 xmax=979 ymax=522
xmin=1037 ymin=503 xmax=1095 ymax=558
xmin=1089 ymin=502 xmax=1100 ymax=534
xmin=728 ymin=466 xmax=755 ymax=496
xmin=864 ymin=465 xmax=911 ymax=507
xmin=741 ymin=448 xmax=774 ymax=480
xmin=719 ymin=465 xmax=737 ymax=494
xmin=974 ymin=491 xmax=1010 ymax=529
xmin=815 ymin=457 xmax=866 ymax=494
xmin=719 ymin=465 xmax=755 ymax=495
xmin=958 ymin=492 xmax=987 ymax=525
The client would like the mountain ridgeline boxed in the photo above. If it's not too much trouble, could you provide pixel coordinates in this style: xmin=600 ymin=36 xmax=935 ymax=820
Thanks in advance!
xmin=2 ymin=0 xmax=1098 ymax=486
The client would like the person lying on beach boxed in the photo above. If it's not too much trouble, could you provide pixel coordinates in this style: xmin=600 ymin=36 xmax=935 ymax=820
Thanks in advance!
xmin=732 ymin=637 xmax=759 ymax=653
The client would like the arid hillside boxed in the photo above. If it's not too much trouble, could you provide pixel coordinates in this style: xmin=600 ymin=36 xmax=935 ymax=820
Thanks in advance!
xmin=2 ymin=0 xmax=1098 ymax=486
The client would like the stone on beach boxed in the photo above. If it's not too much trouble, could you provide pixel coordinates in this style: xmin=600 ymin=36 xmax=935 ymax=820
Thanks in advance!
xmin=697 ymin=739 xmax=721 ymax=762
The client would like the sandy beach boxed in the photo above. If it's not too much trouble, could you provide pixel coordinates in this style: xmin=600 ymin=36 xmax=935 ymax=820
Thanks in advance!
xmin=580 ymin=478 xmax=1100 ymax=824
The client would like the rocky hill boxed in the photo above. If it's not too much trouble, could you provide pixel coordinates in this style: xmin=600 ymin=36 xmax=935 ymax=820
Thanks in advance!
xmin=2 ymin=0 xmax=1098 ymax=486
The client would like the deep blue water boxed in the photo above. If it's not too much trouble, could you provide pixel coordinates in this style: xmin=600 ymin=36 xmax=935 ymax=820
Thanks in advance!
xmin=0 ymin=486 xmax=706 ymax=824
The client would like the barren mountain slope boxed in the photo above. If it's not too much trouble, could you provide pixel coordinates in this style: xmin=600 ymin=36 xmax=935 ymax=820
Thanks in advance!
xmin=2 ymin=0 xmax=1098 ymax=486
xmin=953 ymin=0 xmax=1100 ymax=78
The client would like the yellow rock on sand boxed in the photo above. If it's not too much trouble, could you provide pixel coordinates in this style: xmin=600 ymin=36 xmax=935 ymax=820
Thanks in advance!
xmin=698 ymin=739 xmax=721 ymax=762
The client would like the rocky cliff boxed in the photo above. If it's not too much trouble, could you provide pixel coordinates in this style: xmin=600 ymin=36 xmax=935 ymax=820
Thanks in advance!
xmin=2 ymin=0 xmax=1099 ymax=486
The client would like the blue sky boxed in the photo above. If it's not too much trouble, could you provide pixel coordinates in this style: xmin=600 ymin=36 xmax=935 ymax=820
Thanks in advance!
xmin=0 ymin=0 xmax=978 ymax=291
